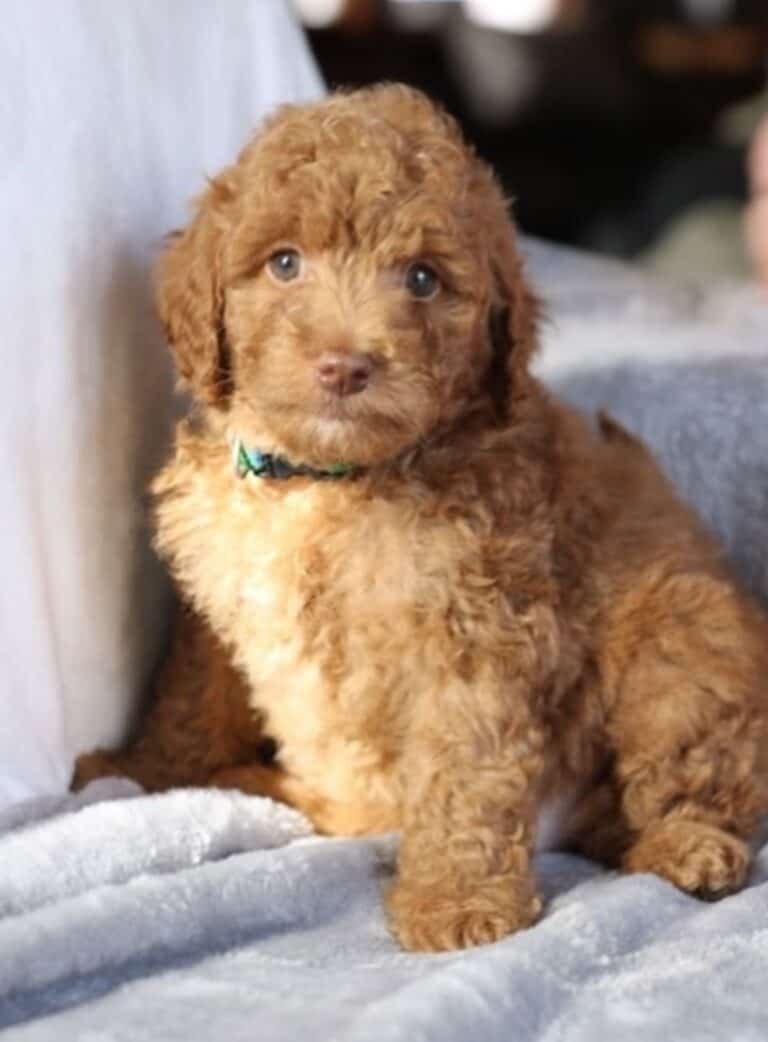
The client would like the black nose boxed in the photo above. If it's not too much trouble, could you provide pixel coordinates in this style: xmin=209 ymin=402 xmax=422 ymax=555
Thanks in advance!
xmin=315 ymin=351 xmax=373 ymax=396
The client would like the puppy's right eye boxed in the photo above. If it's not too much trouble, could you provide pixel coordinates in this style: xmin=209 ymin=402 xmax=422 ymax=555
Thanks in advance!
xmin=267 ymin=249 xmax=303 ymax=283
xmin=405 ymin=262 xmax=440 ymax=300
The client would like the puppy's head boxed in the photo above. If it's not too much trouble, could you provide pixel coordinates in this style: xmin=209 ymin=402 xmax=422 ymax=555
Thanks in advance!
xmin=156 ymin=84 xmax=539 ymax=467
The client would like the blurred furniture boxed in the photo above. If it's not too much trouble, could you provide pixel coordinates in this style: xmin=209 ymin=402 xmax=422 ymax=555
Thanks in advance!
xmin=304 ymin=0 xmax=768 ymax=255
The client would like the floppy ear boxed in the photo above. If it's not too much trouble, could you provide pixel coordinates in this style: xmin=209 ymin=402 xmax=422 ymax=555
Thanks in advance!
xmin=487 ymin=219 xmax=541 ymax=415
xmin=154 ymin=170 xmax=238 ymax=407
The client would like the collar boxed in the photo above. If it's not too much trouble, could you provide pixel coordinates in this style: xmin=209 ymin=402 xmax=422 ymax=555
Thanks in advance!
xmin=233 ymin=438 xmax=360 ymax=482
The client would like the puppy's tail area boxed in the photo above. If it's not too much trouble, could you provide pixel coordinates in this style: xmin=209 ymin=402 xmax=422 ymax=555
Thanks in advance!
xmin=597 ymin=410 xmax=645 ymax=449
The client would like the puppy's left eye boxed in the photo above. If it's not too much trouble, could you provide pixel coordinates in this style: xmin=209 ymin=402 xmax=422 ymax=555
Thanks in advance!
xmin=267 ymin=249 xmax=303 ymax=283
xmin=405 ymin=262 xmax=440 ymax=300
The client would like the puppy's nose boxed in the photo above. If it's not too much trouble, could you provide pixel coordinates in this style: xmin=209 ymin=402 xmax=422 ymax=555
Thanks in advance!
xmin=315 ymin=351 xmax=373 ymax=396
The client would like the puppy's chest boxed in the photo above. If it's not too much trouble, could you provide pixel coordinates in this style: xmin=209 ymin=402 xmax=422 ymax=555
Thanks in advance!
xmin=189 ymin=479 xmax=463 ymax=744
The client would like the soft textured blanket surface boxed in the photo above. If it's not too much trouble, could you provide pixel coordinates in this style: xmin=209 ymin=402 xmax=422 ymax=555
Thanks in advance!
xmin=3 ymin=246 xmax=767 ymax=1040
xmin=2 ymin=784 xmax=768 ymax=1041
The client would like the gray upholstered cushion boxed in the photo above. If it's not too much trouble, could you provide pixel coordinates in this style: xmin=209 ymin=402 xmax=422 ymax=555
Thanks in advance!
xmin=527 ymin=239 xmax=768 ymax=602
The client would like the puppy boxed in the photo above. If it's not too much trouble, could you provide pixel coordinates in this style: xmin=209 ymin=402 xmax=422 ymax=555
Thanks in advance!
xmin=74 ymin=84 xmax=768 ymax=952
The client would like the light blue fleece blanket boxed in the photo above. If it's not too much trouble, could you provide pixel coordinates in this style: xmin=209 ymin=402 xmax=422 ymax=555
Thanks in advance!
xmin=2 ymin=783 xmax=768 ymax=1041
xmin=2 ymin=243 xmax=767 ymax=1041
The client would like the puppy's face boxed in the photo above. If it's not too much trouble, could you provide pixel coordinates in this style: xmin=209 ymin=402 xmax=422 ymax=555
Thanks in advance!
xmin=224 ymin=115 xmax=491 ymax=468
xmin=157 ymin=86 xmax=537 ymax=467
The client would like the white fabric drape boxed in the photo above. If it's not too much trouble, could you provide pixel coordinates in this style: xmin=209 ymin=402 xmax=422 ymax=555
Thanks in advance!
xmin=0 ymin=0 xmax=323 ymax=806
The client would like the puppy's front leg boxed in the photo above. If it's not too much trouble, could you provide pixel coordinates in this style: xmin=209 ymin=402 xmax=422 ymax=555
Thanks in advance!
xmin=388 ymin=688 xmax=546 ymax=952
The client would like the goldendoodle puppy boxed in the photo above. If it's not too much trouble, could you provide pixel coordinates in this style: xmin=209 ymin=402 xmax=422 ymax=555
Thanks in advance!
xmin=74 ymin=84 xmax=768 ymax=952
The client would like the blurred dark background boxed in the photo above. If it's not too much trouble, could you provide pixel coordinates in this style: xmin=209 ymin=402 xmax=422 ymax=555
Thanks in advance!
xmin=293 ymin=0 xmax=768 ymax=279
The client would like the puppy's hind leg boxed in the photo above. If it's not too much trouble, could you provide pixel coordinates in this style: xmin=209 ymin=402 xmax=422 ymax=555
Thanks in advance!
xmin=604 ymin=578 xmax=768 ymax=898
xmin=71 ymin=605 xmax=266 ymax=793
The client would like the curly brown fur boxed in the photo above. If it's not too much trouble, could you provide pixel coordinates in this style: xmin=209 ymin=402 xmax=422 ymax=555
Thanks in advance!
xmin=72 ymin=606 xmax=275 ymax=793
xmin=74 ymin=84 xmax=768 ymax=952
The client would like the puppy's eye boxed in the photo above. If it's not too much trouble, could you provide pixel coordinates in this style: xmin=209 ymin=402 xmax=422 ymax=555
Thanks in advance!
xmin=405 ymin=262 xmax=440 ymax=300
xmin=267 ymin=249 xmax=303 ymax=282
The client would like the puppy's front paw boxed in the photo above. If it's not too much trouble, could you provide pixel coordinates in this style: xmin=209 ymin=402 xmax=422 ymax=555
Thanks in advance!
xmin=387 ymin=880 xmax=541 ymax=952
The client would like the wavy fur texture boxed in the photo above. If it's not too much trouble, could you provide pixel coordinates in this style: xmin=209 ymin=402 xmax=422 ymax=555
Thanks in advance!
xmin=74 ymin=85 xmax=768 ymax=953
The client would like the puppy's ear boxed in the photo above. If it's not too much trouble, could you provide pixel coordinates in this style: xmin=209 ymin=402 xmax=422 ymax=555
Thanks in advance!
xmin=487 ymin=220 xmax=541 ymax=414
xmin=154 ymin=171 xmax=238 ymax=407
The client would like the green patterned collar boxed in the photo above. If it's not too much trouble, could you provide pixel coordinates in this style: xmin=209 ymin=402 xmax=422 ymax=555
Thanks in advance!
xmin=233 ymin=439 xmax=360 ymax=481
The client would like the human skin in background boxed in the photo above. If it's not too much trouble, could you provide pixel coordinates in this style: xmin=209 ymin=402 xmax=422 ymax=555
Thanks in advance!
xmin=745 ymin=115 xmax=768 ymax=288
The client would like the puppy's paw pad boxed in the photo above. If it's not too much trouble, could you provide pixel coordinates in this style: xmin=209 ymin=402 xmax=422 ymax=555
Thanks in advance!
xmin=625 ymin=823 xmax=749 ymax=899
